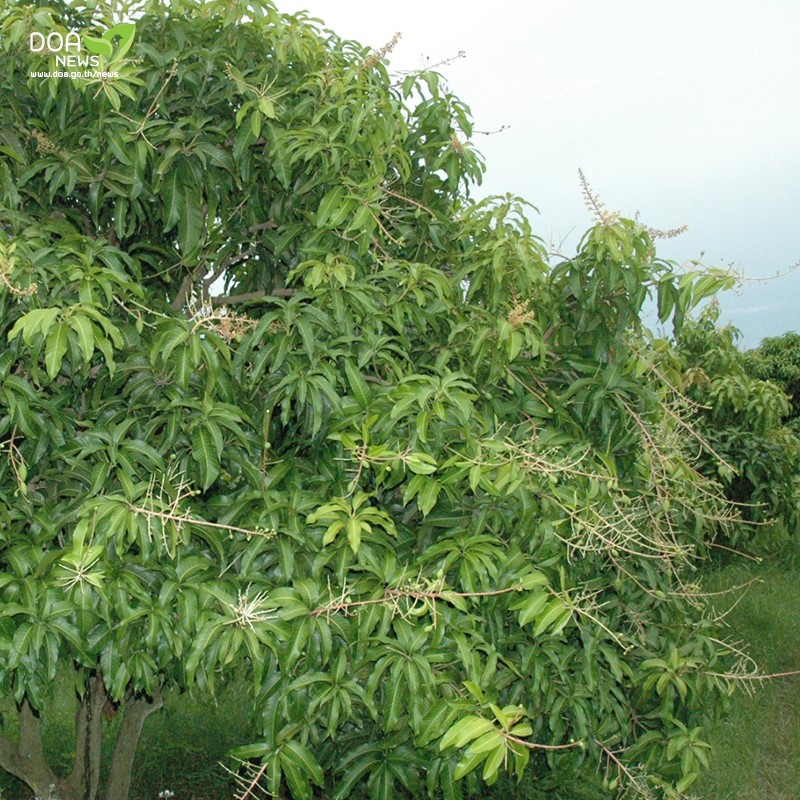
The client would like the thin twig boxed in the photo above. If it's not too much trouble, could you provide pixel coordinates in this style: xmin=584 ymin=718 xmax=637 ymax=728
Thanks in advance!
xmin=127 ymin=503 xmax=275 ymax=539
xmin=502 ymin=731 xmax=584 ymax=751
xmin=707 ymin=669 xmax=800 ymax=682
xmin=210 ymin=288 xmax=295 ymax=307
xmin=706 ymin=542 xmax=762 ymax=563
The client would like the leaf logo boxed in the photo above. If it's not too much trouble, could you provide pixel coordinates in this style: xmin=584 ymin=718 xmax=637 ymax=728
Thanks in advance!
xmin=82 ymin=23 xmax=135 ymax=60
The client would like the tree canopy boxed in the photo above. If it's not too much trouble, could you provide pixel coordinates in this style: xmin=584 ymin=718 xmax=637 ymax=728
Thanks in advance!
xmin=744 ymin=330 xmax=800 ymax=425
xmin=676 ymin=306 xmax=800 ymax=550
xmin=0 ymin=1 xmax=749 ymax=799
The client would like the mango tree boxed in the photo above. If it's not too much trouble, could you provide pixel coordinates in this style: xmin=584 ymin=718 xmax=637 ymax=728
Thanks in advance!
xmin=677 ymin=305 xmax=800 ymax=550
xmin=0 ymin=1 xmax=741 ymax=798
xmin=745 ymin=330 xmax=800 ymax=424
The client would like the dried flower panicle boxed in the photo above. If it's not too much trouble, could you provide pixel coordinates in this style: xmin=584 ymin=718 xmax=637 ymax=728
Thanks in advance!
xmin=578 ymin=168 xmax=619 ymax=226
xmin=31 ymin=128 xmax=57 ymax=154
xmin=647 ymin=224 xmax=689 ymax=240
xmin=450 ymin=134 xmax=465 ymax=153
xmin=362 ymin=32 xmax=402 ymax=70
xmin=196 ymin=309 xmax=257 ymax=342
xmin=582 ymin=173 xmax=690 ymax=240
xmin=0 ymin=243 xmax=37 ymax=298
xmin=187 ymin=298 xmax=257 ymax=341
xmin=507 ymin=293 xmax=535 ymax=327
xmin=0 ymin=270 xmax=36 ymax=298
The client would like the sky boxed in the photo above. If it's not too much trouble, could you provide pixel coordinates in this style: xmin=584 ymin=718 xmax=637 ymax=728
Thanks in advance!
xmin=275 ymin=0 xmax=800 ymax=348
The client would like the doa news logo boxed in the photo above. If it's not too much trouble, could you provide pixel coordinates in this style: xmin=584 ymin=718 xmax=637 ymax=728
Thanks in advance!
xmin=28 ymin=23 xmax=135 ymax=79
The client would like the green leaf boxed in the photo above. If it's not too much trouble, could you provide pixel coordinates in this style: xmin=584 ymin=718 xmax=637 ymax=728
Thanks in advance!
xmin=82 ymin=35 xmax=113 ymax=58
xmin=333 ymin=748 xmax=382 ymax=800
xmin=468 ymin=729 xmax=505 ymax=754
xmin=68 ymin=314 xmax=95 ymax=363
xmin=533 ymin=598 xmax=570 ymax=638
xmin=8 ymin=622 xmax=33 ymax=669
xmin=258 ymin=97 xmax=276 ymax=119
xmin=175 ymin=345 xmax=194 ymax=389
xmin=191 ymin=425 xmax=220 ymax=490
xmin=250 ymin=108 xmax=262 ymax=139
xmin=346 ymin=517 xmax=362 ymax=554
xmin=230 ymin=741 xmax=271 ymax=759
xmin=233 ymin=120 xmax=258 ymax=165
xmin=0 ymin=145 xmax=24 ymax=163
xmin=45 ymin=322 xmax=69 ymax=379
xmin=440 ymin=716 xmax=495 ymax=751
xmin=8 ymin=307 xmax=61 ymax=344
xmin=518 ymin=571 xmax=549 ymax=590
xmin=94 ymin=332 xmax=117 ymax=377
xmin=272 ymin=147 xmax=291 ymax=190
xmin=123 ymin=439 xmax=165 ymax=469
xmin=316 ymin=186 xmax=344 ymax=228
xmin=178 ymin=187 xmax=203 ymax=254
xmin=322 ymin=520 xmax=344 ymax=546
xmin=676 ymin=772 xmax=700 ymax=794
xmin=384 ymin=666 xmax=405 ymax=731
xmin=481 ymin=740 xmax=506 ymax=782
xmin=406 ymin=452 xmax=438 ymax=475
xmin=344 ymin=359 xmax=370 ymax=408
xmin=515 ymin=590 xmax=549 ymax=627
xmin=282 ymin=740 xmax=324 ymax=786
xmin=453 ymin=750 xmax=486 ymax=781
xmin=161 ymin=170 xmax=185 ymax=232
xmin=281 ymin=617 xmax=311 ymax=671
xmin=416 ymin=701 xmax=463 ymax=748
xmin=417 ymin=478 xmax=441 ymax=517
xmin=185 ymin=620 xmax=221 ymax=685
xmin=194 ymin=141 xmax=235 ymax=173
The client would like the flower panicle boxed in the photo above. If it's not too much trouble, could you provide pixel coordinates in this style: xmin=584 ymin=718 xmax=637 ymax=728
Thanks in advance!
xmin=578 ymin=168 xmax=619 ymax=226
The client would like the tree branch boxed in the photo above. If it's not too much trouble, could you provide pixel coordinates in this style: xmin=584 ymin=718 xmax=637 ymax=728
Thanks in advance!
xmin=210 ymin=288 xmax=294 ymax=307
xmin=244 ymin=221 xmax=277 ymax=235
xmin=106 ymin=689 xmax=164 ymax=800
xmin=171 ymin=271 xmax=198 ymax=312
xmin=202 ymin=247 xmax=260 ymax=300
xmin=171 ymin=260 xmax=212 ymax=313
xmin=4 ymin=700 xmax=62 ymax=799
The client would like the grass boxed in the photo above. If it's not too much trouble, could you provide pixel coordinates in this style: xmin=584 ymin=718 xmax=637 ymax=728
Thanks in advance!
xmin=124 ymin=681 xmax=258 ymax=799
xmin=695 ymin=559 xmax=800 ymax=800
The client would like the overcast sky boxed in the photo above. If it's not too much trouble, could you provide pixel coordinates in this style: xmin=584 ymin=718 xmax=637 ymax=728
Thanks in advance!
xmin=277 ymin=1 xmax=799 ymax=347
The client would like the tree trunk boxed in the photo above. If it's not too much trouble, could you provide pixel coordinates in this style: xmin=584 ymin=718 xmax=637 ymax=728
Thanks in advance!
xmin=0 ymin=678 xmax=165 ymax=800
xmin=0 ymin=699 xmax=63 ymax=799
xmin=104 ymin=688 xmax=164 ymax=800
xmin=64 ymin=672 xmax=107 ymax=800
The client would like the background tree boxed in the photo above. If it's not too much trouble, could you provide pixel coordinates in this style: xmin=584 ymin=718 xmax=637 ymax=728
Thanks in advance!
xmin=0 ymin=1 xmax=746 ymax=799
xmin=676 ymin=304 xmax=800 ymax=551
xmin=744 ymin=330 xmax=800 ymax=427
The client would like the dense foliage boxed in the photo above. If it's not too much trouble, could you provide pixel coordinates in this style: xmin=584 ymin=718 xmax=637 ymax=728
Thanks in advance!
xmin=0 ymin=1 xmax=749 ymax=799
xmin=744 ymin=330 xmax=800 ymax=426
xmin=677 ymin=306 xmax=800 ymax=550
